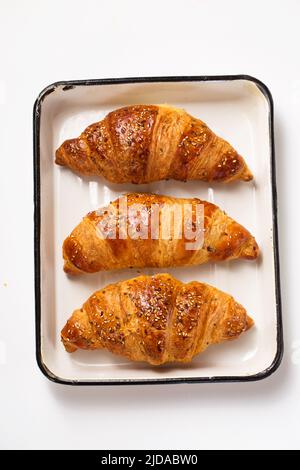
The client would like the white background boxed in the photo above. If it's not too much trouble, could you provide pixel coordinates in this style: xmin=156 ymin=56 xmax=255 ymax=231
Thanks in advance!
xmin=0 ymin=0 xmax=299 ymax=450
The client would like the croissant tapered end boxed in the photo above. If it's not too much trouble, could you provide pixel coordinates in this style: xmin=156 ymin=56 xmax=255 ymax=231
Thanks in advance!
xmin=63 ymin=251 xmax=84 ymax=275
xmin=61 ymin=309 xmax=93 ymax=353
xmin=55 ymin=138 xmax=92 ymax=175
xmin=61 ymin=315 xmax=77 ymax=352
xmin=221 ymin=301 xmax=254 ymax=342
xmin=210 ymin=147 xmax=253 ymax=183
xmin=246 ymin=314 xmax=255 ymax=331
xmin=55 ymin=145 xmax=65 ymax=166
xmin=63 ymin=339 xmax=78 ymax=353
xmin=55 ymin=142 xmax=74 ymax=168
xmin=240 ymin=164 xmax=253 ymax=182
xmin=233 ymin=302 xmax=254 ymax=333
xmin=61 ymin=323 xmax=79 ymax=353
xmin=240 ymin=237 xmax=259 ymax=260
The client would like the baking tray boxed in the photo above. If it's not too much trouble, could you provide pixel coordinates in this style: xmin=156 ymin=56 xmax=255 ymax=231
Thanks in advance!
xmin=33 ymin=75 xmax=283 ymax=385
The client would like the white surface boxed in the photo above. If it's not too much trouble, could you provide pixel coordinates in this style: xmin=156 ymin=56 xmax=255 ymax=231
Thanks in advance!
xmin=0 ymin=0 xmax=298 ymax=450
xmin=39 ymin=79 xmax=277 ymax=382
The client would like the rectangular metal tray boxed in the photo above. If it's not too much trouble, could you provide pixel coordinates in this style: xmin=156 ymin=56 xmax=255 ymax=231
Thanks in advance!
xmin=33 ymin=75 xmax=283 ymax=385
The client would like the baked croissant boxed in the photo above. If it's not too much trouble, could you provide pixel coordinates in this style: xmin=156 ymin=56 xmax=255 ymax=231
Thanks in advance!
xmin=63 ymin=193 xmax=259 ymax=274
xmin=61 ymin=274 xmax=254 ymax=364
xmin=56 ymin=104 xmax=253 ymax=183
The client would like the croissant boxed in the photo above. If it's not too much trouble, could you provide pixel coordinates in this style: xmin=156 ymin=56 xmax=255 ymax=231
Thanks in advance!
xmin=63 ymin=193 xmax=259 ymax=274
xmin=55 ymin=104 xmax=253 ymax=183
xmin=61 ymin=273 xmax=254 ymax=364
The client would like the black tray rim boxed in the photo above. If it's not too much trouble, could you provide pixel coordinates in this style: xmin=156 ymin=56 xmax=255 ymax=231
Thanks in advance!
xmin=33 ymin=74 xmax=283 ymax=386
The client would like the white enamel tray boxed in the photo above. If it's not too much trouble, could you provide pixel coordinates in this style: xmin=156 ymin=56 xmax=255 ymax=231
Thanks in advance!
xmin=34 ymin=76 xmax=283 ymax=385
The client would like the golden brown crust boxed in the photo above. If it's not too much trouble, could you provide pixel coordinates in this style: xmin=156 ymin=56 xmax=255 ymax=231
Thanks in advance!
xmin=61 ymin=274 xmax=254 ymax=364
xmin=107 ymin=105 xmax=158 ymax=183
xmin=62 ymin=193 xmax=259 ymax=275
xmin=55 ymin=105 xmax=253 ymax=183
